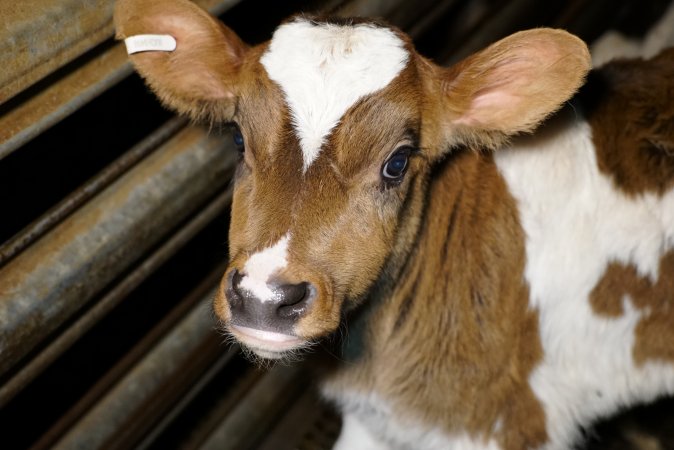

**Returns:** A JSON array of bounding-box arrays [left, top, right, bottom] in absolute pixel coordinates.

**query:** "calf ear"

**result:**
[[434, 29, 590, 148], [114, 0, 248, 122]]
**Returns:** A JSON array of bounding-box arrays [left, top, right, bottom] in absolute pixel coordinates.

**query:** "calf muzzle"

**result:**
[[226, 269, 314, 335]]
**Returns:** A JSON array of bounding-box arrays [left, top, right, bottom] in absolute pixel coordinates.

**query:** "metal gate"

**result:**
[[1, 0, 673, 448]]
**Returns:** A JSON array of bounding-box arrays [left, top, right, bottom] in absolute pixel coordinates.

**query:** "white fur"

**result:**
[[325, 389, 502, 450], [495, 119, 674, 449], [334, 414, 388, 450], [260, 19, 409, 170], [591, 0, 674, 66], [240, 234, 290, 302]]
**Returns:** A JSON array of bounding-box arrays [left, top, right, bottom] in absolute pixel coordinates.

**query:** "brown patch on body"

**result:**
[[590, 251, 674, 364], [584, 48, 674, 195], [323, 150, 548, 449]]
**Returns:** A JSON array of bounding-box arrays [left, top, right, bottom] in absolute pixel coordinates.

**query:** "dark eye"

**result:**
[[381, 147, 411, 182], [232, 127, 245, 152]]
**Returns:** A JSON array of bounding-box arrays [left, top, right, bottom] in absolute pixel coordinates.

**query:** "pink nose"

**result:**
[[225, 269, 315, 333]]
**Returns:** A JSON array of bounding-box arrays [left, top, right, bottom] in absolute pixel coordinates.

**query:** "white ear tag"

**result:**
[[124, 34, 177, 54]]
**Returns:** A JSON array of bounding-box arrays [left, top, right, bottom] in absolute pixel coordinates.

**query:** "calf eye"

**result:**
[[232, 127, 245, 152], [381, 147, 411, 182]]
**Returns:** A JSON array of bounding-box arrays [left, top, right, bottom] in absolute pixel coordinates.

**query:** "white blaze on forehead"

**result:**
[[260, 19, 409, 170], [240, 234, 290, 302]]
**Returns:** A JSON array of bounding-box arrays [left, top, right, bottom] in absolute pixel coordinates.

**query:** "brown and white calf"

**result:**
[[115, 1, 674, 448]]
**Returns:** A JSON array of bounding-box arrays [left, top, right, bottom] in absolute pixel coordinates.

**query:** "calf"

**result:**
[[115, 1, 674, 448]]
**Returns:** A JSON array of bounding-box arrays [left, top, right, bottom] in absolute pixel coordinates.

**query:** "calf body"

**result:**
[[114, 1, 674, 448]]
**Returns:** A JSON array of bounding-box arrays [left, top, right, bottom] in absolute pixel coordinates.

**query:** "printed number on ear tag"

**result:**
[[124, 34, 177, 54]]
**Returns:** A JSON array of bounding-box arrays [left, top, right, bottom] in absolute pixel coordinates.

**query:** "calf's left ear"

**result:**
[[114, 0, 248, 122], [432, 29, 591, 148]]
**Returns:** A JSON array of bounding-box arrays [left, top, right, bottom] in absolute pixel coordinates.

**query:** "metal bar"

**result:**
[[405, 0, 464, 40], [437, 0, 559, 64], [0, 45, 133, 160], [338, 0, 462, 36], [198, 364, 307, 450], [48, 292, 233, 449], [0, 182, 233, 407], [0, 126, 236, 379], [102, 340, 236, 450], [0, 0, 241, 160], [134, 347, 239, 450], [0, 0, 241, 105], [0, 116, 188, 268], [170, 359, 265, 449], [257, 387, 338, 450], [31, 264, 228, 450], [0, 0, 114, 103]]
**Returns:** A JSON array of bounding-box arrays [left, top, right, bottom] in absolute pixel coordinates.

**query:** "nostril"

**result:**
[[226, 268, 315, 322], [277, 282, 308, 306], [231, 269, 243, 293], [276, 282, 314, 319], [227, 269, 245, 310]]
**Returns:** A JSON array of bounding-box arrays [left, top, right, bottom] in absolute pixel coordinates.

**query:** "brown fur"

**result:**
[[590, 250, 674, 365], [114, 0, 248, 123], [115, 2, 592, 447], [584, 48, 674, 196], [432, 29, 591, 150], [322, 149, 547, 449]]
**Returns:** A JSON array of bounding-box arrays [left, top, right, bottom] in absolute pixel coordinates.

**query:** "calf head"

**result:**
[[115, 0, 590, 359]]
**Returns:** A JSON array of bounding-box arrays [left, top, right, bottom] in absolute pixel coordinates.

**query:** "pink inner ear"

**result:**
[[183, 70, 234, 100], [444, 28, 591, 135], [453, 91, 523, 128]]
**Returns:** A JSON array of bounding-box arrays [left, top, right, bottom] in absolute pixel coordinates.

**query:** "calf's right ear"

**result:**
[[114, 0, 248, 122], [430, 28, 591, 150]]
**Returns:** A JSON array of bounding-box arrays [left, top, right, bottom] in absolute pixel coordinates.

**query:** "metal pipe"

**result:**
[[198, 364, 306, 450], [0, 126, 237, 379], [0, 0, 114, 103], [0, 0, 241, 160], [134, 347, 238, 450], [0, 183, 233, 407], [50, 293, 235, 449], [0, 0, 241, 105], [0, 45, 132, 160], [32, 265, 228, 449], [0, 116, 188, 267], [437, 0, 566, 64]]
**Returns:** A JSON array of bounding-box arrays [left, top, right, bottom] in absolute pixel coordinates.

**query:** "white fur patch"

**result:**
[[260, 19, 409, 170], [591, 0, 674, 66], [324, 389, 502, 450], [240, 234, 290, 302], [495, 119, 674, 449], [333, 414, 388, 450]]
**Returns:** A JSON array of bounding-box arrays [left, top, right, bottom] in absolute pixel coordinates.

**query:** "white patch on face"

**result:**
[[495, 118, 674, 449], [260, 19, 409, 170], [240, 234, 290, 302]]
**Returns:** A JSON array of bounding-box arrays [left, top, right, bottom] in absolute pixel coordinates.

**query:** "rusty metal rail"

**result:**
[[0, 0, 241, 160], [0, 183, 234, 407], [49, 292, 233, 449], [0, 125, 236, 379], [0, 116, 188, 267]]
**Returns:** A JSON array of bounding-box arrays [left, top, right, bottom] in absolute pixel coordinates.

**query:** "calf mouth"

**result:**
[[227, 324, 309, 359]]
